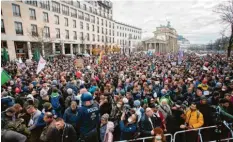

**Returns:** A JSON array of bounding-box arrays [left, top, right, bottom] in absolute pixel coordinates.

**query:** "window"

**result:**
[[105, 20, 107, 27], [76, 1, 80, 8], [73, 31, 77, 40], [78, 11, 84, 20], [80, 21, 83, 29], [87, 33, 89, 41], [54, 15, 59, 24], [102, 36, 104, 42], [92, 34, 95, 41], [71, 8, 77, 18], [62, 5, 69, 16], [97, 35, 99, 42], [106, 36, 108, 43], [52, 1, 60, 13], [43, 12, 49, 22], [44, 26, 50, 37], [117, 32, 119, 36], [102, 28, 104, 34], [39, 1, 50, 10], [73, 20, 76, 28], [64, 18, 68, 26], [25, 0, 37, 6], [101, 19, 103, 26], [92, 25, 94, 32], [109, 30, 111, 36], [12, 4, 21, 16], [80, 32, 83, 39], [86, 23, 89, 31], [97, 17, 99, 24], [113, 38, 114, 43], [56, 28, 60, 38], [89, 7, 92, 13], [91, 15, 95, 23], [31, 24, 38, 36], [106, 29, 107, 35], [85, 13, 90, 21], [109, 22, 111, 28], [97, 26, 99, 33], [65, 30, 69, 39], [109, 37, 111, 43], [29, 8, 36, 20], [113, 31, 114, 36], [1, 19, 5, 33], [83, 4, 86, 10], [14, 22, 23, 35]]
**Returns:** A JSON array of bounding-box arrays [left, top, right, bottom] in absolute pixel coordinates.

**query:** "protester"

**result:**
[[49, 118, 77, 142], [100, 113, 114, 142], [1, 52, 233, 142]]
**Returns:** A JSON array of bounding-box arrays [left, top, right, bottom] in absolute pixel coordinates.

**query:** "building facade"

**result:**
[[1, 0, 142, 60], [143, 22, 178, 53]]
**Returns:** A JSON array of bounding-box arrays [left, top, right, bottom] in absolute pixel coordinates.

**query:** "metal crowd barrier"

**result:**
[[115, 133, 173, 142], [115, 125, 233, 142], [173, 125, 216, 142]]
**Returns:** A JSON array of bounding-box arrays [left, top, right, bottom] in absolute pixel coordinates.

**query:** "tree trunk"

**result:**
[[228, 23, 233, 57]]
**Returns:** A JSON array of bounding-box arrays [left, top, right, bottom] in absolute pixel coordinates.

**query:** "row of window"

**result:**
[[12, 3, 140, 34], [117, 32, 140, 39], [117, 25, 141, 34], [1, 19, 115, 43]]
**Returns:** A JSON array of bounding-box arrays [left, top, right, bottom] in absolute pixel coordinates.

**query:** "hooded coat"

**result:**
[[103, 121, 114, 142]]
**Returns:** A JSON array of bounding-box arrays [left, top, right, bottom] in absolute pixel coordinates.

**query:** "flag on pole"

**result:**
[[178, 49, 183, 64], [36, 55, 46, 74], [1, 68, 11, 85]]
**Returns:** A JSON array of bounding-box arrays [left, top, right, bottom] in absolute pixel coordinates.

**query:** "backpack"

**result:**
[[51, 93, 61, 110]]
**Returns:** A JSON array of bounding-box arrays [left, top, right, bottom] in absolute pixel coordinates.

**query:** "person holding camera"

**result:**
[[119, 111, 137, 140]]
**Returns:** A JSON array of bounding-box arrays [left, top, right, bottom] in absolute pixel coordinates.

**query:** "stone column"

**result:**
[[27, 42, 32, 59], [84, 44, 87, 54], [90, 45, 92, 55], [70, 43, 73, 55], [7, 40, 16, 61], [52, 42, 55, 55], [61, 43, 65, 54], [42, 43, 45, 57], [78, 44, 81, 53]]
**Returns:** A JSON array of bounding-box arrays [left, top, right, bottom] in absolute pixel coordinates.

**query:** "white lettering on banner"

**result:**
[[87, 107, 98, 113]]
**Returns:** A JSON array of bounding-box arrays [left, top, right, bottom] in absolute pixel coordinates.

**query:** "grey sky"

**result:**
[[112, 0, 231, 44]]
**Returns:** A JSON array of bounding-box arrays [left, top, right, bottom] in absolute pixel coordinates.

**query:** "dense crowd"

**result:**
[[1, 52, 233, 142]]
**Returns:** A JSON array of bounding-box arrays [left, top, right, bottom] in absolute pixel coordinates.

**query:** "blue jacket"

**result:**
[[35, 113, 46, 128], [119, 121, 137, 140], [63, 107, 79, 128], [77, 103, 100, 135]]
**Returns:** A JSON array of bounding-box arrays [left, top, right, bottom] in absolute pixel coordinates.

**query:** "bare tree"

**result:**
[[214, 0, 233, 57], [79, 34, 87, 53], [28, 25, 55, 57]]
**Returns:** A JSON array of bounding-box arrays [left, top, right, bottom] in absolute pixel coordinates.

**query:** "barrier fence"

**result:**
[[115, 125, 233, 142]]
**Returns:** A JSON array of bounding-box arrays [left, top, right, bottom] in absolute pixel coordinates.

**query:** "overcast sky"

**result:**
[[112, 0, 231, 44]]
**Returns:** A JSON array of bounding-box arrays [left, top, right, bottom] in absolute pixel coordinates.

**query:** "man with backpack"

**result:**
[[180, 102, 204, 142]]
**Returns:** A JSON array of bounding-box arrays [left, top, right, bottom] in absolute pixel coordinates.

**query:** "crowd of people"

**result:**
[[1, 52, 233, 142]]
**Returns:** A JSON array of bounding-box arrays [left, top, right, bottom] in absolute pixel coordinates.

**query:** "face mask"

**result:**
[[155, 135, 162, 140], [128, 118, 132, 123]]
